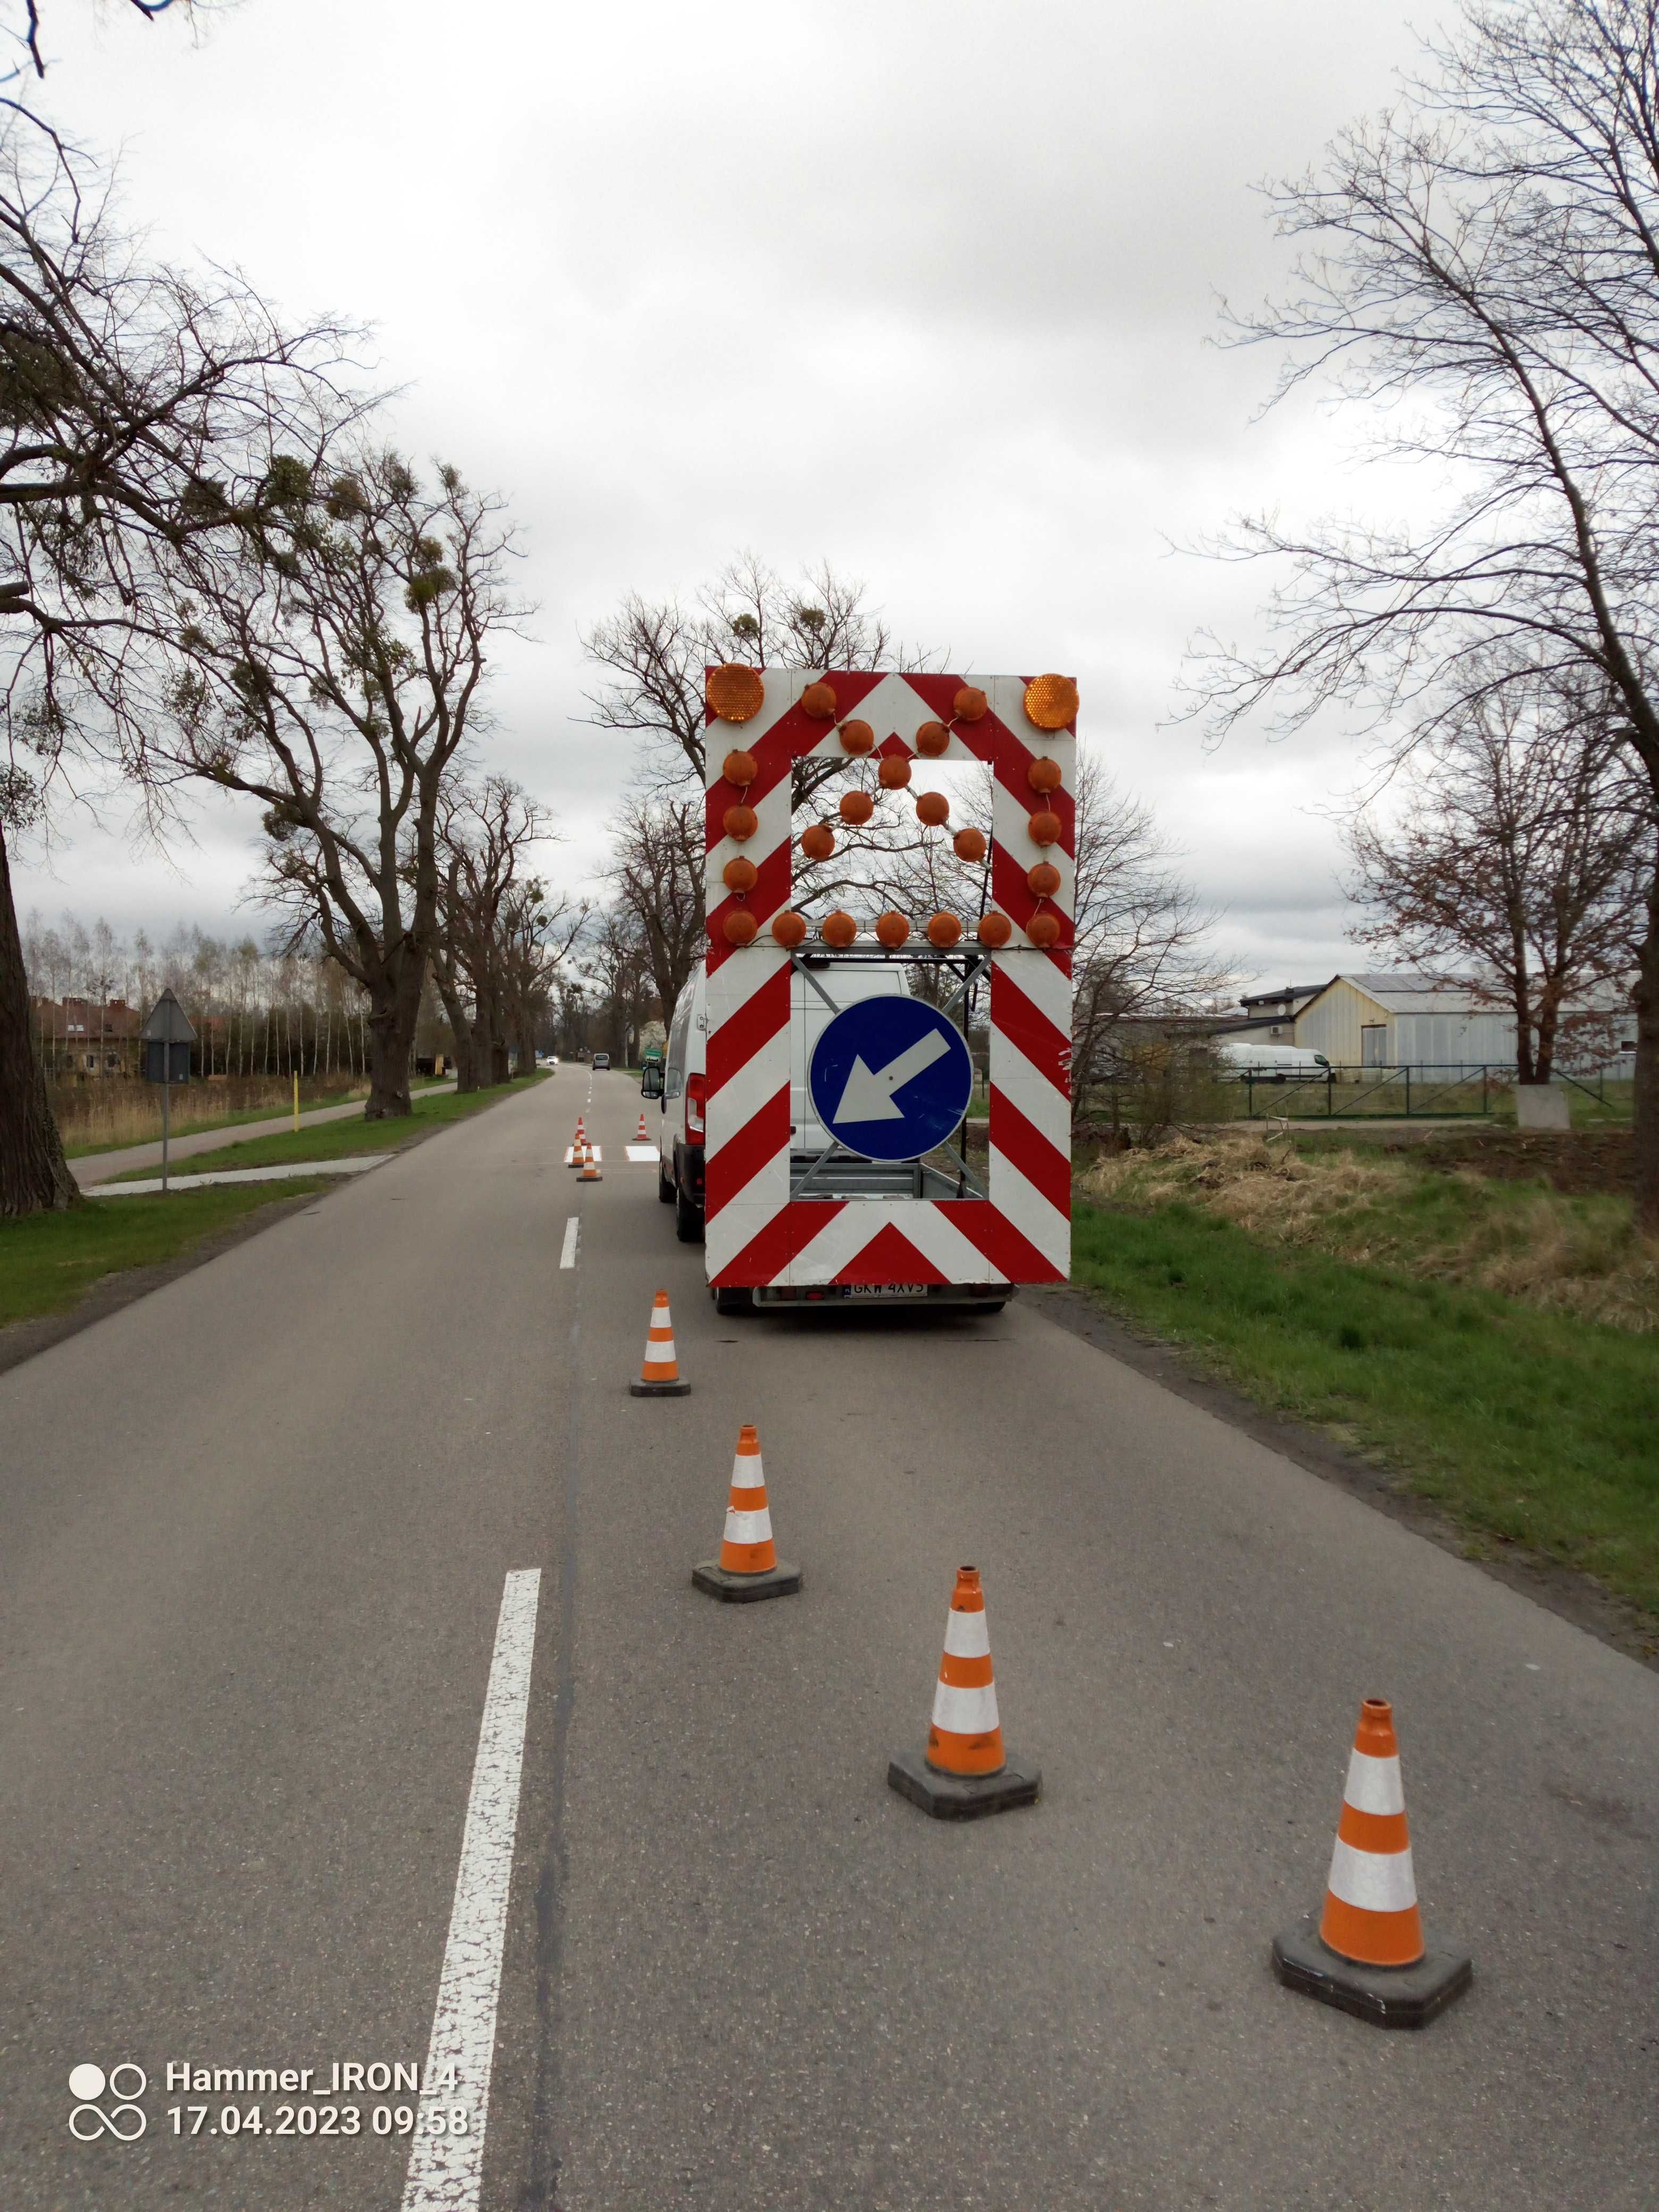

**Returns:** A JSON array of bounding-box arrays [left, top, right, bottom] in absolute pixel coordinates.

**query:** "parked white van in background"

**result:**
[[1214, 1038, 1330, 1082]]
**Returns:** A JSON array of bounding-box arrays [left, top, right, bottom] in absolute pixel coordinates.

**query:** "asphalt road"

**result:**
[[2, 1069, 1654, 2210]]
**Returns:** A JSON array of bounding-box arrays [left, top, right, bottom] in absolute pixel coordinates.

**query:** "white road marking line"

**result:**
[[400, 1569, 540, 2212], [560, 1216, 580, 1269]]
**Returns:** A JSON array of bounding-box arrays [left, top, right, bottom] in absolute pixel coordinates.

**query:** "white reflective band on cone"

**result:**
[[1326, 1838, 1418, 1914], [1343, 1748, 1406, 1816], [942, 1611, 992, 1660], [731, 1458, 762, 1483], [930, 1681, 1000, 1735], [723, 1507, 774, 1545], [643, 1349, 676, 1368]]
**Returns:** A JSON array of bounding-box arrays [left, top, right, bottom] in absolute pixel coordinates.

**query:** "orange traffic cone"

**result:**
[[579, 1144, 602, 1182], [887, 1567, 1039, 1819], [567, 1120, 586, 1167], [635, 1112, 649, 1142], [1273, 1698, 1471, 2028], [628, 1289, 690, 1398], [692, 1423, 801, 1602]]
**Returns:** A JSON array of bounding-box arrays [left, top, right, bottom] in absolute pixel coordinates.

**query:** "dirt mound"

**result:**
[[1411, 1129, 1632, 1199]]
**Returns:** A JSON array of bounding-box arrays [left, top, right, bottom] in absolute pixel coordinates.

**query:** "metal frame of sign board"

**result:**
[[702, 669, 1074, 1291]]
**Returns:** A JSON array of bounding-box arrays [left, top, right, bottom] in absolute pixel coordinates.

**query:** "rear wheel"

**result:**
[[674, 1182, 703, 1243], [658, 1159, 674, 1203]]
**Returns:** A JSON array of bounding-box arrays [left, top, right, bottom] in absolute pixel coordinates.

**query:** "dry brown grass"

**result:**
[[55, 1075, 368, 1155], [1082, 1130, 1659, 1334]]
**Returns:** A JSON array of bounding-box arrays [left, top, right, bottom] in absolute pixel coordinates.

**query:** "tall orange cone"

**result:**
[[635, 1112, 649, 1142], [1273, 1698, 1471, 2028], [567, 1119, 586, 1167], [887, 1567, 1039, 1819], [628, 1289, 690, 1397], [579, 1144, 602, 1182], [692, 1423, 800, 1601]]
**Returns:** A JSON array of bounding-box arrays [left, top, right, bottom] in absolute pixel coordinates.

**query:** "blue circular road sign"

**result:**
[[808, 998, 974, 1163]]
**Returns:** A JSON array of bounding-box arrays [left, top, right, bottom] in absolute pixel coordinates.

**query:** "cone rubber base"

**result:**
[[629, 1376, 691, 1397], [1272, 1915, 1472, 2030], [886, 1748, 1041, 1821], [692, 1557, 801, 1603]]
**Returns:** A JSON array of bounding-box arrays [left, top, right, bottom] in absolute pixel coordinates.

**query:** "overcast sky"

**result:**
[[12, 0, 1437, 996]]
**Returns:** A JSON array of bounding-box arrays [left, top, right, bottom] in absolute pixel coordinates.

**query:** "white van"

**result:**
[[648, 954, 1007, 1314], [1214, 1038, 1330, 1082], [652, 954, 907, 1239]]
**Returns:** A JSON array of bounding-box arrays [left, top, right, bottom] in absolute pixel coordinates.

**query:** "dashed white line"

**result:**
[[400, 1569, 540, 2212], [560, 1216, 580, 1269]]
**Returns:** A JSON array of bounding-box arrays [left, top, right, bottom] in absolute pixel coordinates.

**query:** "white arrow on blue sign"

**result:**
[[808, 998, 975, 1163]]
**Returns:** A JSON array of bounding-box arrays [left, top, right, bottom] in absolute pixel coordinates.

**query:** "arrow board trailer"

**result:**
[[691, 667, 1076, 1312]]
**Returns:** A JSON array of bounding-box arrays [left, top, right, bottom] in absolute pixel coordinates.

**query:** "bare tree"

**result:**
[[1187, 0, 1659, 1226], [433, 776, 579, 1090], [6, 3, 217, 82], [582, 554, 940, 805], [162, 449, 522, 1118], [609, 792, 703, 1019], [0, 112, 363, 1213], [1345, 657, 1649, 1079]]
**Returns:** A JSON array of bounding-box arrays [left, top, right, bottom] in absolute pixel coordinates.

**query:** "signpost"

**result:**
[[808, 999, 975, 1164], [139, 988, 197, 1193]]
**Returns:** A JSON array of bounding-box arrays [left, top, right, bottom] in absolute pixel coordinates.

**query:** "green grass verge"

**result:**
[[1070, 1195, 1659, 1619], [106, 1075, 545, 1181], [0, 1180, 329, 1330]]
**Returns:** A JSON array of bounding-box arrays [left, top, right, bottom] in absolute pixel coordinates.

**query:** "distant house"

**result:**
[[31, 995, 143, 1076]]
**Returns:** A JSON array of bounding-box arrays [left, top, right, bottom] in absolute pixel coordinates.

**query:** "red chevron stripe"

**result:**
[[992, 965, 1073, 1096], [707, 961, 791, 1096], [987, 1084, 1073, 1215], [705, 841, 794, 956], [990, 843, 1074, 945], [711, 1197, 847, 1287], [832, 1221, 951, 1286], [934, 1200, 1067, 1284], [705, 1083, 791, 1217]]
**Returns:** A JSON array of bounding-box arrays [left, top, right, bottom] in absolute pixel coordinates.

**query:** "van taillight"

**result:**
[[686, 1073, 707, 1142]]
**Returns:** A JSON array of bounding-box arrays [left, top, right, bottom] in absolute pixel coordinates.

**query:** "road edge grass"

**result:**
[[102, 1073, 548, 1181], [1068, 1191, 1659, 1631], [2, 1073, 553, 1365], [0, 1178, 332, 1373]]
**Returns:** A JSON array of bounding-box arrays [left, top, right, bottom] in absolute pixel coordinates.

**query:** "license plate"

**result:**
[[844, 1283, 928, 1298]]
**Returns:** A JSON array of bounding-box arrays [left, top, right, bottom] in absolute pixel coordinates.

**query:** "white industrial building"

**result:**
[[1230, 973, 1634, 1077]]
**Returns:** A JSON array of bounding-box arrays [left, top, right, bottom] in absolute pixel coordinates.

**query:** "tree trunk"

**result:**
[[431, 967, 478, 1093], [1633, 859, 1659, 1237], [363, 950, 426, 1120], [515, 1013, 537, 1078], [0, 822, 80, 1217]]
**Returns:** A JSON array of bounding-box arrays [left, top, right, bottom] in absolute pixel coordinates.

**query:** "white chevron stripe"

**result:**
[[985, 1146, 1070, 1270], [995, 945, 1074, 1036]]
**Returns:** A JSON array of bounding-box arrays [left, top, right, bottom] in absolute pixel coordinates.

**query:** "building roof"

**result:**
[[1315, 973, 1496, 1016], [1239, 982, 1328, 1008]]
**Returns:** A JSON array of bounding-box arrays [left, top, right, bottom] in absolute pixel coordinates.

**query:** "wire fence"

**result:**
[[1233, 1063, 1633, 1122]]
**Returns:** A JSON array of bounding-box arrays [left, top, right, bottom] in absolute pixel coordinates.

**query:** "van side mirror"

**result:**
[[641, 1063, 664, 1099]]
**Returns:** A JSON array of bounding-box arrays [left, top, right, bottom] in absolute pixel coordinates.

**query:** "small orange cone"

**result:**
[[888, 1567, 1039, 1819], [579, 1144, 602, 1182], [635, 1112, 649, 1142], [1273, 1698, 1471, 2028], [693, 1423, 800, 1601], [628, 1289, 690, 1397]]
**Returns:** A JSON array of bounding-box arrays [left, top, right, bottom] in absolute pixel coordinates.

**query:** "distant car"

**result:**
[[1215, 1039, 1330, 1082], [591, 1052, 610, 1070]]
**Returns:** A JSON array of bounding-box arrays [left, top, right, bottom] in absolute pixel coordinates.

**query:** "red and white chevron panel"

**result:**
[[704, 671, 1074, 1291]]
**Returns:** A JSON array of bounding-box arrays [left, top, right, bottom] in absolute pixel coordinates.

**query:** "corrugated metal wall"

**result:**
[[1294, 983, 1519, 1073], [1293, 981, 1381, 1064]]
